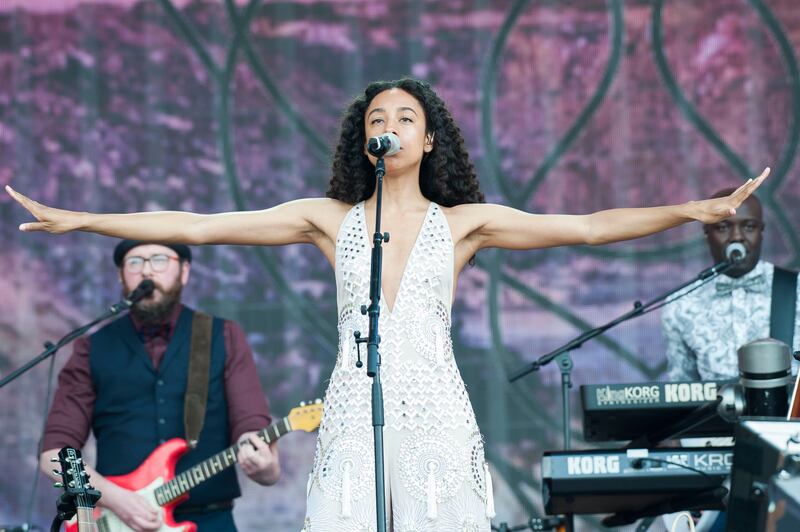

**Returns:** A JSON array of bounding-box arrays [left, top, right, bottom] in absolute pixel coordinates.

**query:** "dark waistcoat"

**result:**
[[90, 306, 240, 506]]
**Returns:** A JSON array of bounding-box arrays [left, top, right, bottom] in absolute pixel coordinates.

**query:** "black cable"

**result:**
[[632, 457, 714, 480]]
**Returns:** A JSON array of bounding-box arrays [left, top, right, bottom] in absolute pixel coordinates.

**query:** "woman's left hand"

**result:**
[[690, 167, 770, 224]]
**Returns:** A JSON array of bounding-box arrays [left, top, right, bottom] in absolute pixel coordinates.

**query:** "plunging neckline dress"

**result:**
[[302, 201, 494, 532]]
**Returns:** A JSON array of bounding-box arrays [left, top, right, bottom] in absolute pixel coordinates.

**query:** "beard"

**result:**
[[125, 278, 184, 325]]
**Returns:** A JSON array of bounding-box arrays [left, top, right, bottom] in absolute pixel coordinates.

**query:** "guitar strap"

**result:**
[[770, 266, 798, 349], [184, 311, 213, 449]]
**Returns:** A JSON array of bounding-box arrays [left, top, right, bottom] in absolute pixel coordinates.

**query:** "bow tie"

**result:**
[[715, 274, 767, 296], [138, 322, 172, 341]]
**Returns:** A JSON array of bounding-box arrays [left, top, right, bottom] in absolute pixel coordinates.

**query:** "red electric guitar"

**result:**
[[66, 400, 323, 532]]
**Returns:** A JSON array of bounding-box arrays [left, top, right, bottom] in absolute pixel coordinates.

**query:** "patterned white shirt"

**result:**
[[662, 260, 800, 381]]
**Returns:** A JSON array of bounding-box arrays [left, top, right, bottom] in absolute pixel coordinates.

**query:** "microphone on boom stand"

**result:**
[[725, 242, 746, 265], [108, 279, 155, 313], [0, 279, 156, 390]]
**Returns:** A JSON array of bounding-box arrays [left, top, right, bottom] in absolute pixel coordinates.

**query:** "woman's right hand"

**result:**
[[5, 185, 84, 234]]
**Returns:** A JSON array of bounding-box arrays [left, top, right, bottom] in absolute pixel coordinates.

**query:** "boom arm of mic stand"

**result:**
[[0, 303, 127, 389], [508, 260, 732, 383], [508, 307, 639, 383]]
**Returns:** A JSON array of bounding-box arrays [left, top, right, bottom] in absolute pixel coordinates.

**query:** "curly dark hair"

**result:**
[[327, 78, 485, 207]]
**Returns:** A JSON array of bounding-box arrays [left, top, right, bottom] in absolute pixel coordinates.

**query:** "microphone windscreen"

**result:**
[[127, 279, 155, 303], [367, 133, 401, 157], [725, 242, 746, 263]]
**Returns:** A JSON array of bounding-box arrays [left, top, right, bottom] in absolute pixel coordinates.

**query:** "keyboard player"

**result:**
[[661, 189, 799, 384], [660, 190, 799, 531]]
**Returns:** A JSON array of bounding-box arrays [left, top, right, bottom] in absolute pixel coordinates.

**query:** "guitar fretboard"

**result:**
[[75, 496, 99, 532], [154, 416, 291, 505]]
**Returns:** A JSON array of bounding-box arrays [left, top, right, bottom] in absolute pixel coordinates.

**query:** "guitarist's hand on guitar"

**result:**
[[102, 482, 162, 532], [236, 431, 281, 486]]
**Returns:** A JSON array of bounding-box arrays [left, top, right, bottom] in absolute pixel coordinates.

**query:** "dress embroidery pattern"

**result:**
[[318, 435, 374, 505], [399, 432, 466, 504], [468, 432, 488, 502], [304, 202, 493, 530], [409, 295, 453, 366]]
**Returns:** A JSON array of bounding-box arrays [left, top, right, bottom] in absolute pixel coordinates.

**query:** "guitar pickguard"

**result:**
[[69, 477, 192, 532]]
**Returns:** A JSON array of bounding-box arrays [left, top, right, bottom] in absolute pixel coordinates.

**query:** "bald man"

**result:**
[[662, 190, 800, 382]]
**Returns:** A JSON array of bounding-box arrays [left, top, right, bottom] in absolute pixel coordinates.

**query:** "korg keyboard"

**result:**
[[542, 446, 733, 515], [581, 380, 734, 442]]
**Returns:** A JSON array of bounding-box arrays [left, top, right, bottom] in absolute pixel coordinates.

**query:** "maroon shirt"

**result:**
[[42, 304, 271, 452]]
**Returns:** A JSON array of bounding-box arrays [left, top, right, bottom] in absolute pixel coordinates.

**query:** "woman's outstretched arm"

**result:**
[[452, 167, 769, 256], [6, 185, 344, 248]]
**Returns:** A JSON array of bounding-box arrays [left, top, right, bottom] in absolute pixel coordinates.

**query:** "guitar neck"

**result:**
[[75, 505, 99, 532], [155, 415, 291, 505]]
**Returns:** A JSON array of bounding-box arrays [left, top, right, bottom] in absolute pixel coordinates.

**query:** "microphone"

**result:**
[[726, 242, 746, 264], [109, 279, 155, 314], [367, 133, 401, 157], [698, 242, 747, 280], [738, 338, 792, 417], [126, 279, 156, 305]]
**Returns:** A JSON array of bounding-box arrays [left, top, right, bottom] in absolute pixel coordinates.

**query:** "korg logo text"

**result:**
[[664, 382, 717, 403], [567, 455, 621, 475], [596, 385, 660, 406]]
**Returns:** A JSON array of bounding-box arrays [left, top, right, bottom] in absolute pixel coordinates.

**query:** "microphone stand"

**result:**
[[508, 260, 734, 531], [354, 156, 389, 532], [0, 293, 144, 389]]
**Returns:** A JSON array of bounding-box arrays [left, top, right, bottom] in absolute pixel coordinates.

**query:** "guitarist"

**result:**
[[39, 239, 280, 531]]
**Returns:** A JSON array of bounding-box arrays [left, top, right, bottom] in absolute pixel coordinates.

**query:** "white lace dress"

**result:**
[[302, 201, 494, 532]]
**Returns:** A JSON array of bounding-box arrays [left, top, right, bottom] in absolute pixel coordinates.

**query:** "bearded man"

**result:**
[[38, 240, 279, 531]]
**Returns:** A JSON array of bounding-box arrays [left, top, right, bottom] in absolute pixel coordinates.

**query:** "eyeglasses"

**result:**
[[123, 254, 180, 274]]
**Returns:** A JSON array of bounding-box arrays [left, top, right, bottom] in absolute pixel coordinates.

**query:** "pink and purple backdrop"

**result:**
[[1, 0, 799, 529]]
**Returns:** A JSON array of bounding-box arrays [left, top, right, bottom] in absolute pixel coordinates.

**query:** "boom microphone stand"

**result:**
[[353, 133, 399, 532], [0, 279, 155, 389], [0, 279, 154, 532]]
